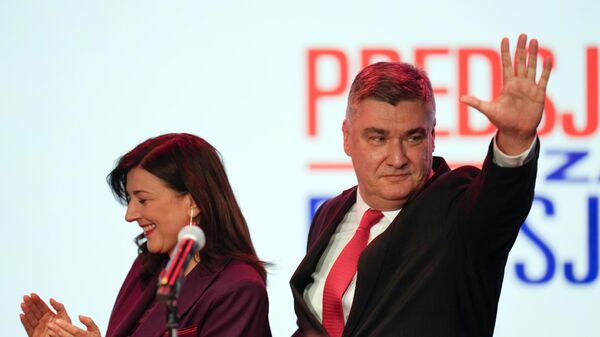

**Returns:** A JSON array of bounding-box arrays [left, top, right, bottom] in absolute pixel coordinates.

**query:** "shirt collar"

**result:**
[[356, 188, 401, 223]]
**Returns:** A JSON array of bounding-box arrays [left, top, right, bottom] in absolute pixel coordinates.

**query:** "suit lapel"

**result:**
[[344, 157, 450, 336], [290, 188, 357, 332], [292, 188, 357, 289]]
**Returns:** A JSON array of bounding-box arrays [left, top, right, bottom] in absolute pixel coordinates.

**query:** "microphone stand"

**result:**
[[159, 272, 183, 337], [165, 296, 180, 337]]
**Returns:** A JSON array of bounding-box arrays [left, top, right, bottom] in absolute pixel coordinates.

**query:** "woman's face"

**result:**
[[124, 166, 195, 254]]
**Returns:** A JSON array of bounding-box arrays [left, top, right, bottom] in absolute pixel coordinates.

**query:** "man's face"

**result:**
[[343, 98, 435, 211]]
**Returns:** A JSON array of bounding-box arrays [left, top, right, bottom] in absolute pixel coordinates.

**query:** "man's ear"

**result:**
[[431, 117, 436, 153], [342, 120, 351, 156]]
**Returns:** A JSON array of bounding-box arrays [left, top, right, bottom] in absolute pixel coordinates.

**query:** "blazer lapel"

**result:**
[[131, 260, 227, 337], [106, 257, 167, 337]]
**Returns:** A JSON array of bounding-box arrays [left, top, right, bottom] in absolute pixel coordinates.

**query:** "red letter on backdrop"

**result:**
[[562, 47, 599, 137], [361, 49, 400, 69], [458, 48, 501, 136], [415, 48, 449, 95], [415, 48, 450, 136], [307, 49, 348, 137]]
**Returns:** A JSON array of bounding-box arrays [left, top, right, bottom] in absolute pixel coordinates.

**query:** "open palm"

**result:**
[[461, 34, 552, 154]]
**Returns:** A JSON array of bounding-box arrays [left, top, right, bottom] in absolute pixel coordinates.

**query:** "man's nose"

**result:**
[[386, 141, 408, 168]]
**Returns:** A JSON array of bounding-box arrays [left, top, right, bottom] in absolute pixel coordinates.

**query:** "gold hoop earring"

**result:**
[[188, 206, 194, 226]]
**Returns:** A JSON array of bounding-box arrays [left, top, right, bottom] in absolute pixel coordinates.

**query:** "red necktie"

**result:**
[[322, 209, 384, 337]]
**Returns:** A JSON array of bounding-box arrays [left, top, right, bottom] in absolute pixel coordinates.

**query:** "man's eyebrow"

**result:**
[[362, 127, 428, 136], [404, 127, 427, 135], [363, 127, 388, 135]]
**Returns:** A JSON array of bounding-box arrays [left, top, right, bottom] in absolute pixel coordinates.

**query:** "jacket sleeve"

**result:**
[[457, 139, 540, 264]]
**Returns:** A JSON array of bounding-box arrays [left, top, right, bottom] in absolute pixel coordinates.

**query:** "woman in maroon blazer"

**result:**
[[19, 133, 272, 337]]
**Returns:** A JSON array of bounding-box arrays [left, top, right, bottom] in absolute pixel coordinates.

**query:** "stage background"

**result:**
[[1, 1, 598, 336]]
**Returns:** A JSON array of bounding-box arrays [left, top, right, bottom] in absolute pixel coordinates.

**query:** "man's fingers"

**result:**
[[460, 95, 495, 121], [501, 37, 513, 82], [526, 39, 539, 80], [461, 95, 484, 112], [515, 33, 528, 76], [538, 57, 552, 90]]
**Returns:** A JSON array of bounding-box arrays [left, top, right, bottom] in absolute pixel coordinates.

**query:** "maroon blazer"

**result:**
[[106, 256, 271, 337], [290, 143, 539, 337]]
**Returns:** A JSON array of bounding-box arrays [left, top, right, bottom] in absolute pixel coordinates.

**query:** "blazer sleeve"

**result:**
[[456, 139, 540, 264]]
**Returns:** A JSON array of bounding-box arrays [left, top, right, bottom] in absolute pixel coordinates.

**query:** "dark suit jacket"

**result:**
[[290, 144, 538, 337], [106, 256, 271, 337]]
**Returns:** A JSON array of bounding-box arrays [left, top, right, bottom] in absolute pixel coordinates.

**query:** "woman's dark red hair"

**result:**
[[107, 133, 266, 281]]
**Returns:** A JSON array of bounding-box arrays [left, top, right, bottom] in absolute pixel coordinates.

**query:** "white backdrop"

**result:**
[[1, 1, 598, 336]]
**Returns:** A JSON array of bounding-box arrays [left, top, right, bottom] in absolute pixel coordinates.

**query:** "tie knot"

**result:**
[[359, 209, 383, 230]]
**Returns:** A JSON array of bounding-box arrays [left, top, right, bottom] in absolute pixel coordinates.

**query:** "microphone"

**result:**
[[157, 225, 206, 301]]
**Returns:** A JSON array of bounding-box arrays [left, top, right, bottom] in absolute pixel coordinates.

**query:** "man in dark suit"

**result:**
[[290, 34, 552, 337]]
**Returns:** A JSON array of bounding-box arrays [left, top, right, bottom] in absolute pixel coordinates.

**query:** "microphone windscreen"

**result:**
[[177, 226, 206, 250]]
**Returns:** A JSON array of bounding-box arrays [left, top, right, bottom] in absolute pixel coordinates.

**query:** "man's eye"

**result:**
[[369, 136, 385, 143], [405, 135, 424, 143], [138, 199, 147, 205]]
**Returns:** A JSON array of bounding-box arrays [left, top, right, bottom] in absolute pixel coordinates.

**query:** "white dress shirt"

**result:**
[[303, 136, 537, 323]]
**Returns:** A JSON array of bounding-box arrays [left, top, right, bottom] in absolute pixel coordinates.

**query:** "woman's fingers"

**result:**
[[50, 298, 72, 323], [79, 315, 101, 335], [19, 313, 35, 336]]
